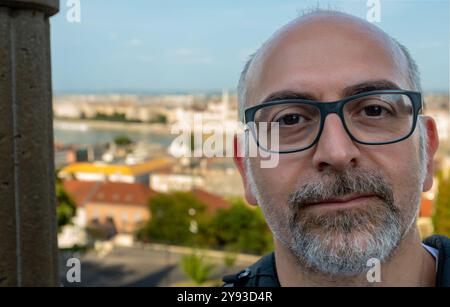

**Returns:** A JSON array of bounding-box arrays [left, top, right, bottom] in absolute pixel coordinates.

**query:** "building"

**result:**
[[53, 94, 192, 123], [54, 145, 77, 169], [84, 181, 157, 234], [170, 90, 240, 159], [58, 180, 99, 248], [150, 172, 205, 192], [60, 180, 158, 248], [59, 158, 172, 184]]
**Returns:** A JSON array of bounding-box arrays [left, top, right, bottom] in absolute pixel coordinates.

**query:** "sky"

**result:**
[[51, 0, 450, 94]]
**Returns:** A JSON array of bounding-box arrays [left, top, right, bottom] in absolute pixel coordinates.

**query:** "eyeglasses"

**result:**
[[244, 90, 423, 154]]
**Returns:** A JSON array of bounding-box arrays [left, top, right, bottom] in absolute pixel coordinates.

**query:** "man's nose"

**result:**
[[312, 114, 360, 172]]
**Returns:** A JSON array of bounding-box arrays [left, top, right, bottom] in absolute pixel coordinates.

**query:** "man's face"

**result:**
[[244, 16, 427, 276]]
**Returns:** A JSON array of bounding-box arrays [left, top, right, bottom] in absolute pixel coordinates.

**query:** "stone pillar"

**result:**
[[0, 0, 59, 286]]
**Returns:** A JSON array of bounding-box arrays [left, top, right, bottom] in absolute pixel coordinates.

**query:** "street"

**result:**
[[60, 246, 257, 287]]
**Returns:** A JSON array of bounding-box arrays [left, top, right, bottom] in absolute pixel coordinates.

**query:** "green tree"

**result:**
[[148, 113, 167, 124], [433, 173, 450, 236], [55, 177, 77, 233], [114, 135, 133, 147], [137, 192, 207, 246], [94, 112, 130, 122], [210, 199, 273, 255]]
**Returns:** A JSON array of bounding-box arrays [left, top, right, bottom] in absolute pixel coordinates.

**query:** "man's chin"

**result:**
[[288, 211, 402, 277], [289, 233, 394, 278], [295, 200, 392, 231]]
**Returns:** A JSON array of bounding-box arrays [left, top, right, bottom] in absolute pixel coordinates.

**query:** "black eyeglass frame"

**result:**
[[244, 90, 423, 154]]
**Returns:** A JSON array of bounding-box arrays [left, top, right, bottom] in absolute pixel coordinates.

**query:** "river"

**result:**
[[53, 120, 176, 147]]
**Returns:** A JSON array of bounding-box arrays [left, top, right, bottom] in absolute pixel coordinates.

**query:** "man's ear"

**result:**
[[233, 134, 258, 205], [421, 116, 439, 192]]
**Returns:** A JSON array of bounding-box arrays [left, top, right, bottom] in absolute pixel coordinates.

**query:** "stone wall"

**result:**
[[0, 0, 59, 286]]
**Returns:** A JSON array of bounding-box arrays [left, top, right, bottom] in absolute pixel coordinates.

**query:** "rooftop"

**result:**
[[60, 158, 172, 177], [63, 180, 158, 207]]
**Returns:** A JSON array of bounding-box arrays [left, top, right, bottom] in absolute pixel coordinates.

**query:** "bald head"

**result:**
[[238, 10, 421, 121]]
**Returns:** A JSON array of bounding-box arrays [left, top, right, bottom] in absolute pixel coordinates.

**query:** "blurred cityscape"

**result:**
[[54, 90, 450, 286], [54, 90, 267, 286]]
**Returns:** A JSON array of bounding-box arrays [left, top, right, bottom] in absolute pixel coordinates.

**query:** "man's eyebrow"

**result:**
[[342, 79, 402, 97], [261, 90, 317, 103], [260, 80, 402, 104]]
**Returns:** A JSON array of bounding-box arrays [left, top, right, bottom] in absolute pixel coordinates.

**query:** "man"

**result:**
[[225, 9, 449, 287]]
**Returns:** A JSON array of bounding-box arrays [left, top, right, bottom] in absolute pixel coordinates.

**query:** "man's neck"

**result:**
[[275, 228, 436, 286]]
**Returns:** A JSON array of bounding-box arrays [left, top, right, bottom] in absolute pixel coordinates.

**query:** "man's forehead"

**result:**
[[246, 12, 409, 105]]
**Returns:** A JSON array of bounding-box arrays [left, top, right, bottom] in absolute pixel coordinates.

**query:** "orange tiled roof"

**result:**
[[63, 180, 157, 207], [89, 181, 157, 207], [63, 180, 98, 207]]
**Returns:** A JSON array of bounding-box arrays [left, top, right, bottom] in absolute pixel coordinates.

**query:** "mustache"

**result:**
[[287, 168, 395, 208]]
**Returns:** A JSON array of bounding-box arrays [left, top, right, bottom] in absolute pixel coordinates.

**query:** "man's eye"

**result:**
[[361, 105, 389, 117], [276, 113, 303, 125]]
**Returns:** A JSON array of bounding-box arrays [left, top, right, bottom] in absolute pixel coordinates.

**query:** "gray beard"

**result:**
[[251, 167, 408, 277], [290, 204, 402, 277], [287, 169, 403, 277]]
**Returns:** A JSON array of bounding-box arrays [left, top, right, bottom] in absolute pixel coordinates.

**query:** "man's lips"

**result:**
[[305, 193, 377, 209]]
